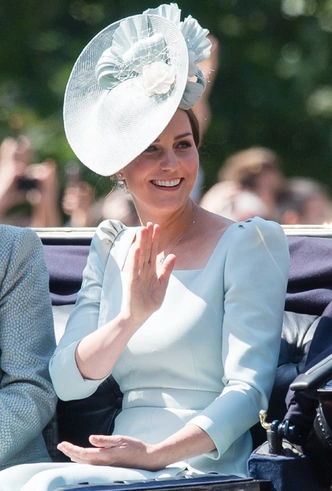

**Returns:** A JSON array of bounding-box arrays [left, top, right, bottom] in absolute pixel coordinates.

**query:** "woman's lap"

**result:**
[[0, 461, 187, 491]]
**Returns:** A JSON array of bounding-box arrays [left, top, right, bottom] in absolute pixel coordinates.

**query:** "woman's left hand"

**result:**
[[58, 435, 160, 470]]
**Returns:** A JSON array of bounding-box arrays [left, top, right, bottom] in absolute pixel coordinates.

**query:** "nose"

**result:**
[[159, 149, 178, 170]]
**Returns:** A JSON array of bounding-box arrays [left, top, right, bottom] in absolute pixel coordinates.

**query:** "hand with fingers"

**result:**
[[72, 222, 176, 383], [125, 222, 176, 326], [57, 423, 214, 470], [58, 435, 158, 470]]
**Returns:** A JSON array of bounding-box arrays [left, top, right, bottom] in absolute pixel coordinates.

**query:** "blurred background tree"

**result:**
[[1, 0, 332, 192]]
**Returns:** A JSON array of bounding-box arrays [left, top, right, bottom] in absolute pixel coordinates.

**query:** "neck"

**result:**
[[137, 200, 197, 253]]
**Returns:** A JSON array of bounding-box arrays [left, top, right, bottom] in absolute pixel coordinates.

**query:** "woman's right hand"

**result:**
[[74, 222, 175, 381], [125, 222, 176, 326]]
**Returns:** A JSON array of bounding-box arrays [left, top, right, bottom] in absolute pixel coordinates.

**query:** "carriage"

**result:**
[[36, 224, 332, 491]]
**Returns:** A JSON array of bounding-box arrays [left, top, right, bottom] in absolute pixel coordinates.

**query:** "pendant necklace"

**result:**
[[159, 205, 200, 264]]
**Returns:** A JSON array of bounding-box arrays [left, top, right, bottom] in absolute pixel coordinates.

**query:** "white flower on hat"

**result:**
[[144, 4, 212, 107], [142, 61, 176, 95], [96, 5, 211, 103]]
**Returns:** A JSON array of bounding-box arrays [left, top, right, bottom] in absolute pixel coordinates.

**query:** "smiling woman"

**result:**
[[0, 4, 290, 491], [116, 110, 200, 243]]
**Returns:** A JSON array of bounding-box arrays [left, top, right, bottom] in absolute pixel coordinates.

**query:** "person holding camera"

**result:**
[[0, 136, 62, 227]]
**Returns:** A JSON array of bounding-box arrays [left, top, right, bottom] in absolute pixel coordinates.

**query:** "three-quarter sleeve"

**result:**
[[188, 217, 290, 459], [49, 220, 125, 401]]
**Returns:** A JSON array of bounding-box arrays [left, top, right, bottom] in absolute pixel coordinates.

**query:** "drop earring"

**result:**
[[117, 173, 125, 189]]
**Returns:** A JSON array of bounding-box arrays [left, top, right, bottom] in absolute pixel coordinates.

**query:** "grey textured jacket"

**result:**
[[0, 225, 57, 470]]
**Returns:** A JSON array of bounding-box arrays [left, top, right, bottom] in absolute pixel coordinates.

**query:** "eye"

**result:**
[[177, 140, 192, 149], [144, 144, 158, 153]]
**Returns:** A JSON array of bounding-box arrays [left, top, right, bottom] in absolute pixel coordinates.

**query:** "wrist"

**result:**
[[117, 310, 149, 331], [115, 312, 144, 335], [146, 443, 170, 471], [0, 194, 13, 213]]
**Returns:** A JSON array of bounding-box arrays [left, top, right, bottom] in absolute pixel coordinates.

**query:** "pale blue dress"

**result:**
[[0, 217, 290, 491]]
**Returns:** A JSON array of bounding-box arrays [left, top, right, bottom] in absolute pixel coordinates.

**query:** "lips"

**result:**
[[152, 178, 181, 187]]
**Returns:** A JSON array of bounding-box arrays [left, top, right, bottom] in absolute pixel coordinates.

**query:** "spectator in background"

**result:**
[[62, 179, 97, 227], [62, 173, 140, 227], [200, 181, 270, 221], [277, 177, 332, 225], [0, 136, 62, 227], [200, 146, 285, 221], [101, 189, 140, 226]]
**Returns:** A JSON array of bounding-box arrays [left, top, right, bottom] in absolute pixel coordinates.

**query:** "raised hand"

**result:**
[[125, 222, 176, 326], [28, 160, 62, 227], [73, 222, 176, 381], [0, 136, 31, 215], [62, 180, 94, 227]]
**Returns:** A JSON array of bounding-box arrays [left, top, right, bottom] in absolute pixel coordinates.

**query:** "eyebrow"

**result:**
[[153, 132, 193, 143]]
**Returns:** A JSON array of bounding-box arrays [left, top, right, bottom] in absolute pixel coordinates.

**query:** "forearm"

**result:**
[[148, 424, 215, 470], [53, 222, 174, 394], [75, 311, 142, 380], [31, 201, 62, 227], [60, 423, 216, 470], [0, 191, 16, 216]]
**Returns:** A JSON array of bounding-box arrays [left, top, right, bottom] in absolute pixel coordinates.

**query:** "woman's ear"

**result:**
[[116, 170, 126, 180]]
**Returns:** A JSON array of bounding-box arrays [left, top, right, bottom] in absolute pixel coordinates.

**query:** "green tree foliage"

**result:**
[[1, 0, 332, 191]]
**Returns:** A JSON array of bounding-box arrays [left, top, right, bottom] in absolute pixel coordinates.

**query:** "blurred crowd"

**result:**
[[0, 135, 141, 228], [1, 134, 331, 229], [200, 146, 332, 225], [1, 34, 331, 229]]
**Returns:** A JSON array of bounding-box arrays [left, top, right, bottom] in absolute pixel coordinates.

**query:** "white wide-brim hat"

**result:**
[[64, 5, 211, 176]]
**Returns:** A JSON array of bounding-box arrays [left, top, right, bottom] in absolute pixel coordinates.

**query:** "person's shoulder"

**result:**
[[220, 217, 287, 253], [223, 217, 289, 277], [89, 219, 132, 260], [86, 219, 137, 270], [0, 224, 38, 240], [231, 216, 284, 237], [226, 217, 289, 257], [231, 216, 285, 235], [199, 211, 285, 243], [94, 219, 128, 244], [0, 225, 41, 253], [0, 227, 44, 282]]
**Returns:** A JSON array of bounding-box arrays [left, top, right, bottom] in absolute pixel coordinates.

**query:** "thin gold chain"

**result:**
[[159, 204, 199, 264]]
